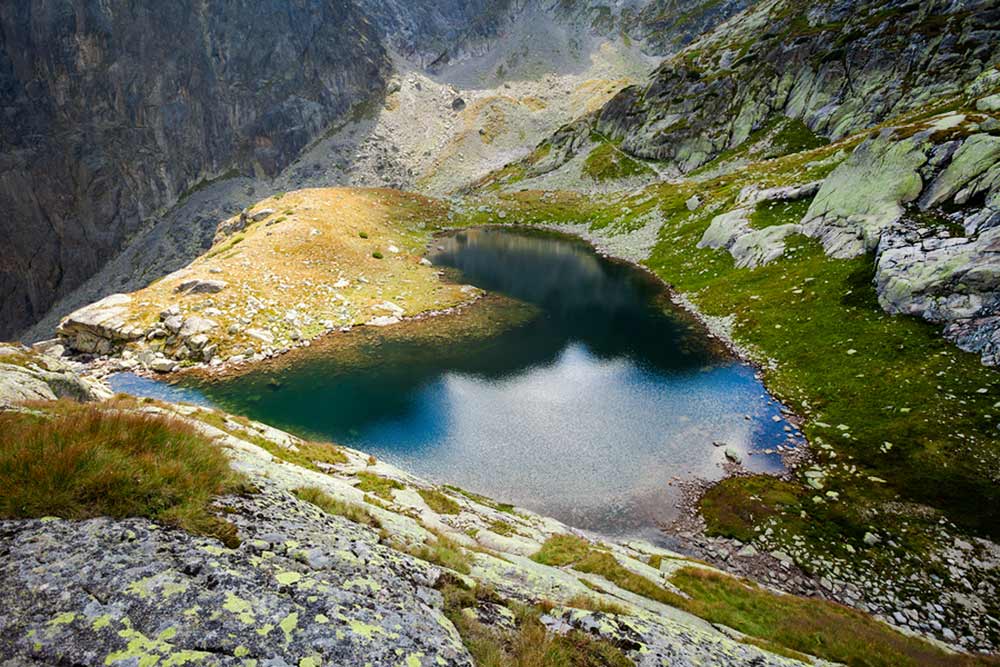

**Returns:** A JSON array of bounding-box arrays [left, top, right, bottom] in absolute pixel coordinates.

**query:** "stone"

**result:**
[[174, 278, 228, 294], [685, 195, 701, 211], [451, 97, 466, 111], [149, 356, 178, 373], [976, 94, 1000, 112], [178, 316, 218, 338], [863, 532, 881, 546], [249, 208, 276, 222], [724, 447, 742, 463]]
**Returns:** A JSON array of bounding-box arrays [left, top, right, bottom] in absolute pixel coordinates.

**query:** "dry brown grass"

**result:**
[[0, 401, 246, 546], [118, 187, 471, 358]]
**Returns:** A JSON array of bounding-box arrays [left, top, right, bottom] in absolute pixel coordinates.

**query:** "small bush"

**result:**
[[418, 488, 461, 515], [293, 486, 380, 528], [372, 251, 384, 259], [0, 402, 244, 546], [358, 231, 369, 239]]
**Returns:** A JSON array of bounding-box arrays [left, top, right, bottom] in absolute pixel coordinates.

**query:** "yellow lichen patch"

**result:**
[[118, 188, 472, 360]]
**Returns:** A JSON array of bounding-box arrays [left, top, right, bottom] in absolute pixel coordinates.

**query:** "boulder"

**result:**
[[801, 130, 929, 258], [174, 279, 228, 294], [57, 294, 144, 354], [178, 316, 218, 339]]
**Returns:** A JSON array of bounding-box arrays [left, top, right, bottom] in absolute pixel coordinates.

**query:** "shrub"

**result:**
[[372, 250, 384, 259]]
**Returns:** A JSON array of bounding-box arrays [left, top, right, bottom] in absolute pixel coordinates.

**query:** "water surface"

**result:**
[[118, 227, 801, 543]]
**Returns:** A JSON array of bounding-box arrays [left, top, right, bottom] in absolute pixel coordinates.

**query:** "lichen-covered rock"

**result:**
[[699, 181, 819, 268], [0, 345, 110, 407], [801, 129, 930, 258]]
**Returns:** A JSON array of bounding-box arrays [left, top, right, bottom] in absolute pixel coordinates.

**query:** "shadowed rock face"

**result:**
[[0, 0, 389, 339]]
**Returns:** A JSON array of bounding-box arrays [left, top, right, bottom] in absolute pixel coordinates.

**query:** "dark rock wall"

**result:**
[[0, 0, 389, 339]]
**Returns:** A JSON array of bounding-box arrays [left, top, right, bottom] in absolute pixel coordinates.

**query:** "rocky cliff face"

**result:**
[[0, 0, 389, 340], [594, 0, 999, 171], [1, 0, 764, 342]]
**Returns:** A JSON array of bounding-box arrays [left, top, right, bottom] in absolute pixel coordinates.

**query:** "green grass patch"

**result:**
[[293, 486, 380, 528], [749, 197, 814, 229], [0, 401, 246, 547], [356, 471, 404, 500], [700, 475, 804, 542], [583, 141, 654, 182], [531, 534, 592, 566], [672, 567, 992, 666], [418, 488, 461, 515]]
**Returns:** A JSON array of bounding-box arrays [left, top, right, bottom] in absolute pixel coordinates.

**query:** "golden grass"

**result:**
[[117, 188, 471, 359], [0, 401, 246, 546]]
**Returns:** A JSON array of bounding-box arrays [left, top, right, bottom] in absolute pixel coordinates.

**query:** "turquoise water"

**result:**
[[112, 227, 801, 542]]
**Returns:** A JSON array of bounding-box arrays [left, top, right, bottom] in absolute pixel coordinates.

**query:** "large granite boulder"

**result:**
[[56, 294, 145, 355]]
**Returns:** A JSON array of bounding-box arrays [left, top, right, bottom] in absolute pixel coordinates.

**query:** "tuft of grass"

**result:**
[[564, 594, 630, 616], [672, 567, 991, 667], [440, 583, 634, 667], [531, 534, 592, 566], [444, 485, 517, 514], [489, 519, 517, 537], [356, 471, 403, 500], [398, 532, 473, 574], [292, 486, 380, 528], [418, 488, 462, 515], [0, 401, 245, 547], [371, 250, 384, 259], [358, 230, 369, 239]]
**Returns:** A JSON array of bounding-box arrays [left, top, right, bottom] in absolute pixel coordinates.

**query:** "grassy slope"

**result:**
[[118, 187, 472, 359], [531, 535, 996, 666], [0, 400, 247, 546]]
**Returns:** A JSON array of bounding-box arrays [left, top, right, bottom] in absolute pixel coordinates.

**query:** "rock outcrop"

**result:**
[[0, 344, 110, 407], [593, 0, 999, 172], [0, 0, 390, 340]]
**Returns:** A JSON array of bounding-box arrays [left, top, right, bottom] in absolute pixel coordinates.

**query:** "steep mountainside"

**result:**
[[7, 0, 755, 343], [0, 0, 388, 340], [594, 0, 999, 170]]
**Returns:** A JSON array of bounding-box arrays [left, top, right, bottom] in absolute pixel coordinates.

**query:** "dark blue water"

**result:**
[[113, 227, 800, 541]]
